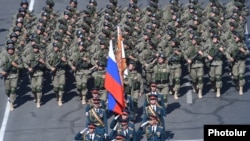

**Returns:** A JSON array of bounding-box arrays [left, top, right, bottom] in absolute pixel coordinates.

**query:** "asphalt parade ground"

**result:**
[[0, 0, 250, 141]]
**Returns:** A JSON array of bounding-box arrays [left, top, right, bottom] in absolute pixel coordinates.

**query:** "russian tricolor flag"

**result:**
[[105, 40, 125, 115]]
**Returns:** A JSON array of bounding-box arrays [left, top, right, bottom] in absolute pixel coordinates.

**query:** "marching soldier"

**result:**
[[91, 61, 107, 102], [225, 32, 250, 95], [165, 39, 183, 100], [205, 34, 225, 97], [46, 42, 67, 106], [137, 115, 165, 141], [152, 53, 170, 105], [86, 98, 108, 140], [184, 36, 206, 98], [124, 60, 143, 121], [0, 45, 23, 111], [68, 41, 92, 104], [24, 44, 46, 108], [74, 123, 103, 141]]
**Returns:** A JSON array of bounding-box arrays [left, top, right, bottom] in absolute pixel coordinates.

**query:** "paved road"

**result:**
[[0, 0, 250, 141]]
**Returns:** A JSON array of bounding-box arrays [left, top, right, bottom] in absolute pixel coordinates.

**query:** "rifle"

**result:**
[[50, 59, 62, 75], [27, 61, 41, 75], [186, 46, 209, 66], [0, 62, 12, 79], [207, 46, 226, 66]]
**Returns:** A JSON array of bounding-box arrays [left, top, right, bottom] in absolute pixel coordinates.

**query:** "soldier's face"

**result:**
[[212, 38, 217, 43], [150, 99, 156, 104], [158, 57, 164, 63], [7, 49, 14, 54], [121, 123, 128, 129], [33, 48, 39, 52], [128, 64, 134, 70], [151, 86, 156, 91], [88, 128, 94, 133], [92, 93, 98, 98]]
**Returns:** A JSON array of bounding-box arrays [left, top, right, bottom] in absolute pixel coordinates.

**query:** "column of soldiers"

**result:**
[[0, 0, 249, 141]]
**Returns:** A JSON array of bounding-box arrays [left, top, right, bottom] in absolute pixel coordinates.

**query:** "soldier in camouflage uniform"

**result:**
[[152, 54, 170, 106], [46, 42, 67, 106], [165, 39, 183, 100], [91, 61, 107, 102], [0, 45, 23, 111], [225, 32, 250, 95], [184, 36, 206, 99], [24, 44, 46, 108], [204, 34, 225, 97], [68, 41, 92, 104], [124, 60, 143, 121]]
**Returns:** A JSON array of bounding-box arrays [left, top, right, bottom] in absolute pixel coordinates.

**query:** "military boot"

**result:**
[[174, 91, 178, 100], [58, 95, 62, 106], [36, 98, 41, 108], [239, 86, 243, 95], [81, 96, 86, 104], [198, 89, 202, 98], [9, 102, 14, 111], [216, 88, 221, 97]]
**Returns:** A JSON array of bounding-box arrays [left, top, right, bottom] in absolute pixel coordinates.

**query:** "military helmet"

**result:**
[[128, 60, 136, 66], [70, 0, 78, 4], [41, 12, 50, 19], [6, 39, 15, 45], [16, 19, 23, 25], [37, 25, 45, 33], [110, 0, 118, 6], [169, 0, 178, 5], [46, 0, 55, 7], [189, 0, 198, 4], [58, 18, 67, 25], [53, 42, 62, 48], [16, 13, 25, 18], [105, 8, 113, 16], [6, 44, 15, 50], [64, 10, 72, 17], [89, 0, 97, 6], [149, 1, 158, 9], [99, 40, 108, 46], [21, 0, 29, 6], [53, 35, 62, 42], [18, 7, 27, 13], [32, 44, 40, 49], [159, 53, 166, 59], [10, 32, 18, 38], [59, 24, 67, 32], [78, 41, 87, 47], [106, 4, 115, 11], [76, 30, 83, 36], [38, 18, 47, 25], [97, 61, 106, 67], [66, 6, 74, 12], [13, 27, 22, 32]]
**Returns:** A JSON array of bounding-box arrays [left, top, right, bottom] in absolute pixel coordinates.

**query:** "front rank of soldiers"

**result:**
[[1, 0, 250, 140]]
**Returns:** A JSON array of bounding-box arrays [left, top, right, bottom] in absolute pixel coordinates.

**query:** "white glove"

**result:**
[[114, 115, 120, 120], [104, 133, 108, 139], [80, 128, 88, 134], [141, 121, 149, 127], [113, 123, 118, 130], [85, 112, 89, 116]]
